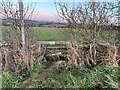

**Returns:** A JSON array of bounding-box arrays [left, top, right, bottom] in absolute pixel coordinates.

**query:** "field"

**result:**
[[33, 27, 69, 41], [33, 27, 119, 45], [2, 26, 119, 44]]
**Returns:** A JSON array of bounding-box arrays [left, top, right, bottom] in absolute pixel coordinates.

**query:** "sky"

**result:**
[[0, 0, 119, 22], [0, 0, 61, 22], [29, 2, 60, 22], [23, 0, 119, 22]]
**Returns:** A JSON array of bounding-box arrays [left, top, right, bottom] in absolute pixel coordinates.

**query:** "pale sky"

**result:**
[[0, 0, 119, 22]]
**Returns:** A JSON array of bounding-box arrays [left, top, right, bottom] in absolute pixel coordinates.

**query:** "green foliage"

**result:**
[[98, 30, 119, 44], [2, 63, 44, 88], [31, 64, 119, 88], [2, 72, 18, 88], [0, 75, 2, 88], [2, 63, 119, 88], [19, 63, 44, 81], [18, 66, 31, 81], [32, 63, 44, 73]]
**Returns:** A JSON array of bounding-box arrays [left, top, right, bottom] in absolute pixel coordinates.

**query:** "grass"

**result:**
[[33, 27, 120, 45], [2, 63, 44, 88], [33, 27, 69, 41], [29, 65, 120, 88], [3, 26, 119, 45], [2, 72, 18, 88], [2, 63, 119, 89], [0, 74, 2, 88]]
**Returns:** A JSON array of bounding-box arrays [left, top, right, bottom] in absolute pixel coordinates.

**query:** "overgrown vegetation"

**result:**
[[2, 64, 119, 89], [2, 63, 44, 88]]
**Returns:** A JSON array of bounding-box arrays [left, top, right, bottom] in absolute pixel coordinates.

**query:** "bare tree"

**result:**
[[0, 0, 20, 43], [55, 1, 118, 66], [0, 0, 44, 74], [0, 0, 36, 48]]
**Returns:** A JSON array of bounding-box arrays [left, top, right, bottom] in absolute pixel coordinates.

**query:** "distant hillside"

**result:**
[[2, 18, 39, 27], [3, 18, 118, 29], [2, 18, 67, 28]]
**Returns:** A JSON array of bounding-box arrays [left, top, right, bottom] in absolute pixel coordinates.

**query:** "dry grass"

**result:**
[[1, 40, 120, 77], [66, 42, 119, 68], [67, 42, 84, 67], [2, 41, 46, 76]]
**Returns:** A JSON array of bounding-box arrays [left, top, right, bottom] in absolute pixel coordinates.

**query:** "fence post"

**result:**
[[0, 18, 2, 88], [19, 0, 26, 51]]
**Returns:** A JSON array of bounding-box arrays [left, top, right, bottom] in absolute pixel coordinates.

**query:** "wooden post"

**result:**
[[19, 0, 26, 50], [0, 18, 2, 88], [118, 1, 120, 26], [0, 19, 2, 44]]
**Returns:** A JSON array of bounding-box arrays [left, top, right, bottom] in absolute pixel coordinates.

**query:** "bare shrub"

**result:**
[[107, 45, 118, 67], [81, 43, 119, 67], [2, 41, 46, 76], [67, 42, 84, 67], [0, 0, 45, 76], [55, 1, 119, 67]]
